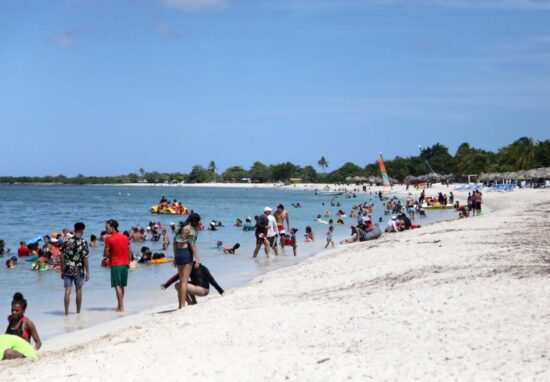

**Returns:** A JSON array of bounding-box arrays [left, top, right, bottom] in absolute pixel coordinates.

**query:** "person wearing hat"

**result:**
[[385, 216, 401, 233], [264, 207, 279, 256], [104, 219, 131, 312]]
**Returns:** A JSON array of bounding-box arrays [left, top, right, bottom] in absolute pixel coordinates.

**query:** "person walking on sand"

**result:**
[[274, 204, 290, 251], [104, 219, 131, 312], [173, 213, 202, 309], [60, 222, 90, 315], [325, 225, 335, 248]]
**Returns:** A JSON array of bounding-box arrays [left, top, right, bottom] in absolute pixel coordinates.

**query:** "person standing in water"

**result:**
[[173, 213, 202, 310], [273, 204, 290, 251], [104, 219, 131, 312], [60, 222, 90, 315]]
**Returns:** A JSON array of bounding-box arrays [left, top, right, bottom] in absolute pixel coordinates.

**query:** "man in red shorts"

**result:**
[[104, 219, 131, 312], [273, 204, 290, 251]]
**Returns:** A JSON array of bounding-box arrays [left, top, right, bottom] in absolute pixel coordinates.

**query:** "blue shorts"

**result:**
[[64, 274, 84, 288], [175, 247, 193, 265]]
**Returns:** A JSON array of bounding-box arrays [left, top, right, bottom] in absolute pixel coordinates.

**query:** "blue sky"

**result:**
[[1, 0, 549, 176]]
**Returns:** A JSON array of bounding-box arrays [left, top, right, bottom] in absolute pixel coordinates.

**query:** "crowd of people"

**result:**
[[1, 188, 482, 361]]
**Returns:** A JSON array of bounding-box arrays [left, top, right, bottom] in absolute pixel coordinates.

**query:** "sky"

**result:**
[[1, 0, 549, 176]]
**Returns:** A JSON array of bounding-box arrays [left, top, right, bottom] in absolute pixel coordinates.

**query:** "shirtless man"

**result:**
[[273, 204, 290, 250]]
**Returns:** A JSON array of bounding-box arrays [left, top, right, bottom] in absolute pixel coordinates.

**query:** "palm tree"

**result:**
[[139, 168, 145, 178], [317, 156, 329, 173], [208, 161, 217, 174], [515, 137, 535, 170]]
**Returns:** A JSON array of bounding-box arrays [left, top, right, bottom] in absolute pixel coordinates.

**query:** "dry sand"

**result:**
[[2, 186, 549, 381]]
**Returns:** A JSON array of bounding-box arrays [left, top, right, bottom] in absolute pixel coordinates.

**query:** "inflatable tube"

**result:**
[[26, 236, 42, 246], [0, 334, 37, 360], [424, 206, 453, 210], [145, 258, 172, 264], [363, 225, 382, 241], [150, 205, 189, 215], [31, 263, 49, 271]]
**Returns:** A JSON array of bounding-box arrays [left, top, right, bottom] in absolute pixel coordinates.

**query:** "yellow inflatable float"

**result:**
[[149, 205, 189, 215]]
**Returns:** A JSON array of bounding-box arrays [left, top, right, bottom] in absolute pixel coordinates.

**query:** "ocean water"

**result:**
[[0, 185, 455, 339]]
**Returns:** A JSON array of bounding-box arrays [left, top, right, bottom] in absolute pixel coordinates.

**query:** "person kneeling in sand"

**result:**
[[161, 261, 224, 305]]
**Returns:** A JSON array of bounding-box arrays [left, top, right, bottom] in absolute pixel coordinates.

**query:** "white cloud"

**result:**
[[154, 24, 184, 39], [264, 0, 550, 11], [160, 0, 227, 12], [49, 28, 89, 50]]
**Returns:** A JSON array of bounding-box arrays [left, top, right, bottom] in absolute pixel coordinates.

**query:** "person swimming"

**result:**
[[223, 243, 240, 254]]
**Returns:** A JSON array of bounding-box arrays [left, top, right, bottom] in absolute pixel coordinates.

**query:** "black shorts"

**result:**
[[267, 236, 277, 247]]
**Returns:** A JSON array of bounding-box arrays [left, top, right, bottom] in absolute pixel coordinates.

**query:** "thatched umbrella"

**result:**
[[345, 176, 353, 182], [540, 167, 550, 179], [368, 176, 376, 184], [525, 169, 538, 179]]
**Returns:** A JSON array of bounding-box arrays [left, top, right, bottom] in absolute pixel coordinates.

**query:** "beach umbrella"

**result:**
[[345, 176, 353, 182], [541, 168, 550, 179], [368, 176, 376, 184]]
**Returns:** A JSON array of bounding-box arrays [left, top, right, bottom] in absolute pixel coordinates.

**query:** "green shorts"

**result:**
[[111, 265, 128, 288]]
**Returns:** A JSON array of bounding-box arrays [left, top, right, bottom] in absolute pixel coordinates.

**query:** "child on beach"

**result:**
[[162, 229, 169, 250], [304, 226, 314, 242], [325, 226, 335, 248], [290, 228, 298, 256]]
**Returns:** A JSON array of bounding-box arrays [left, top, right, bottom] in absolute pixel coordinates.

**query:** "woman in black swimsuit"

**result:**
[[6, 292, 41, 350]]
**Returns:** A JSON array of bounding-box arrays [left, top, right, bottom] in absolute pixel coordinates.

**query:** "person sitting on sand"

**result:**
[[223, 243, 240, 254], [385, 216, 401, 233], [161, 261, 224, 305], [5, 293, 41, 351]]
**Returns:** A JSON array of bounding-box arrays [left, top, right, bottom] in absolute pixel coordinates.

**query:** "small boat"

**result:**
[[316, 191, 345, 196]]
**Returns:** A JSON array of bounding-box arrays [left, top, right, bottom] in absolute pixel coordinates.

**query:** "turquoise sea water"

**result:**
[[0, 185, 455, 340]]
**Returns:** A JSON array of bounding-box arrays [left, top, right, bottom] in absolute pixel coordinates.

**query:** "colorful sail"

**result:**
[[378, 153, 391, 188]]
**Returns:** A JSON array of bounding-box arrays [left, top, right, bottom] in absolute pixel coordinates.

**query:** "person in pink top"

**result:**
[[104, 219, 131, 312]]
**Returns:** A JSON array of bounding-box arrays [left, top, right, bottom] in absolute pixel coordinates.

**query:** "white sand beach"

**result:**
[[2, 186, 549, 381]]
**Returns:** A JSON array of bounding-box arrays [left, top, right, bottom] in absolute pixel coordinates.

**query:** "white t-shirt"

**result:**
[[267, 215, 278, 238], [386, 219, 398, 232]]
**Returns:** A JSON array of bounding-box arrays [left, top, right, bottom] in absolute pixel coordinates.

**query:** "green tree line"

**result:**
[[1, 137, 548, 185]]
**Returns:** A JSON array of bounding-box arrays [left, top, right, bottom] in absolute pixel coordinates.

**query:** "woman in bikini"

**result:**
[[5, 292, 41, 350], [173, 213, 202, 309]]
